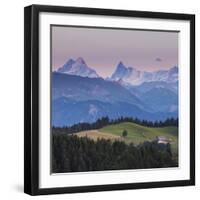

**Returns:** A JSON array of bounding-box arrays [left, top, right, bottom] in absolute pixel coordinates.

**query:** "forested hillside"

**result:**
[[52, 134, 177, 173]]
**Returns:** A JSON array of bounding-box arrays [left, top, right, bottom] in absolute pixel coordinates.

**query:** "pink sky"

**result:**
[[51, 26, 178, 78]]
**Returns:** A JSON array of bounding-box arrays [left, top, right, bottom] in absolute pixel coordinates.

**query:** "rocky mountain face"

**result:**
[[57, 57, 99, 78]]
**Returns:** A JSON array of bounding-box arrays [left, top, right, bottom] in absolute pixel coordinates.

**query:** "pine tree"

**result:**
[[122, 130, 128, 137]]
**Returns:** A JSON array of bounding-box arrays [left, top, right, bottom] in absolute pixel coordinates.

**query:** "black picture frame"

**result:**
[[24, 4, 195, 196]]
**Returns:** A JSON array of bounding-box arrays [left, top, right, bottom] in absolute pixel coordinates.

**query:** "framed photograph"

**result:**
[[24, 4, 195, 195]]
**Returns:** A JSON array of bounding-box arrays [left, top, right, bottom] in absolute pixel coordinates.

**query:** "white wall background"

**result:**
[[0, 0, 199, 199]]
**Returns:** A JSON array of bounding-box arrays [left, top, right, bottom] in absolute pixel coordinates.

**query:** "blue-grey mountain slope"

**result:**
[[52, 97, 177, 127], [52, 72, 144, 108], [52, 72, 177, 126]]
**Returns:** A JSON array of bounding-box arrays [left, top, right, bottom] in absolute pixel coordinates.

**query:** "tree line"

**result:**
[[52, 134, 177, 173], [52, 117, 178, 135]]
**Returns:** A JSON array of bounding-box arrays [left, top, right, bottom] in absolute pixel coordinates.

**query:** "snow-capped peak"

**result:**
[[76, 57, 86, 65], [57, 58, 75, 73], [117, 61, 126, 69], [110, 62, 178, 86], [57, 57, 99, 78], [111, 62, 133, 81]]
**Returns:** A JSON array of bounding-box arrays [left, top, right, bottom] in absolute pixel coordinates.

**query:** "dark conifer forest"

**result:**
[[52, 117, 178, 173], [52, 134, 177, 173]]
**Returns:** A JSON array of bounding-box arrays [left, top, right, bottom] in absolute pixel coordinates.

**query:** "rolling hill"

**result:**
[[100, 122, 177, 143], [75, 122, 178, 159]]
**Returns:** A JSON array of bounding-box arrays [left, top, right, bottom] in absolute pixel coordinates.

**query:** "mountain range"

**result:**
[[57, 58, 178, 86], [110, 61, 178, 86], [52, 58, 178, 126]]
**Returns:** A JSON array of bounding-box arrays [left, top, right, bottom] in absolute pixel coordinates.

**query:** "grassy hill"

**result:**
[[73, 130, 121, 141], [100, 122, 178, 160], [100, 122, 177, 144]]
